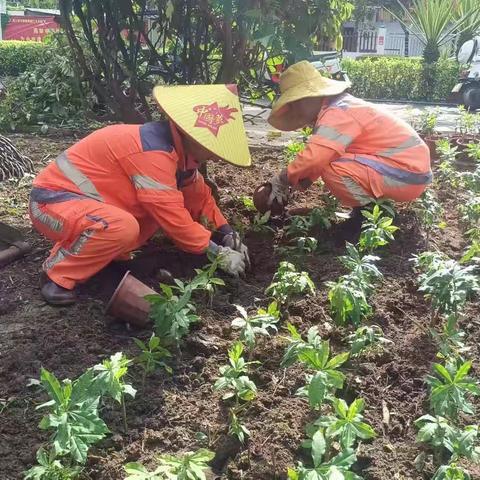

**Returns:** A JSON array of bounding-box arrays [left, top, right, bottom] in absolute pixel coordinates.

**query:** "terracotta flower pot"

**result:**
[[105, 271, 155, 327], [423, 134, 441, 163]]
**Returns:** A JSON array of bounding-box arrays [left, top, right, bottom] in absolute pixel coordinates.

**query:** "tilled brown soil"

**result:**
[[1, 133, 479, 480]]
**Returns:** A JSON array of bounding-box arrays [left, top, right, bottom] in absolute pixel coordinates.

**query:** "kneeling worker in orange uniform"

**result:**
[[264, 61, 432, 233], [30, 85, 251, 305]]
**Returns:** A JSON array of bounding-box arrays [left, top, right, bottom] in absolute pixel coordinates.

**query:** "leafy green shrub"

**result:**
[[0, 40, 47, 76], [0, 37, 93, 131], [342, 57, 459, 101]]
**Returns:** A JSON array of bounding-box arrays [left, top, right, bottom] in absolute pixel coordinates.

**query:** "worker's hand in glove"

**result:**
[[268, 169, 290, 207], [211, 245, 246, 277], [222, 231, 250, 269]]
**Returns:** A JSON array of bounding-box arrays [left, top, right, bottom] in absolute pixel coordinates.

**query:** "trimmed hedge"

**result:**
[[0, 40, 48, 76], [342, 56, 460, 102]]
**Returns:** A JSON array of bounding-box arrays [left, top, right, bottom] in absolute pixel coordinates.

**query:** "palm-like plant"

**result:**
[[453, 0, 480, 54], [387, 0, 468, 63]]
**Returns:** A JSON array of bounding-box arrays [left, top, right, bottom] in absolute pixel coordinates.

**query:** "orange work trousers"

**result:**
[[29, 198, 157, 290], [321, 154, 428, 207]]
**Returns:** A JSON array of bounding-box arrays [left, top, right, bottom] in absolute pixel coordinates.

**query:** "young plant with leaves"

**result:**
[[346, 325, 392, 356], [251, 211, 275, 234], [147, 283, 199, 347], [432, 463, 472, 480], [415, 414, 457, 463], [277, 236, 319, 264], [281, 324, 324, 369], [287, 430, 362, 480], [358, 205, 398, 253], [414, 254, 479, 319], [228, 406, 250, 444], [306, 398, 376, 450], [25, 448, 82, 480], [213, 341, 258, 403], [134, 334, 172, 388], [339, 243, 383, 294], [124, 448, 215, 480], [36, 368, 110, 465], [231, 302, 279, 352], [326, 275, 372, 327], [414, 190, 445, 246], [436, 139, 461, 188], [426, 359, 480, 420], [284, 139, 306, 163], [265, 261, 315, 308], [432, 316, 471, 361], [297, 341, 349, 409], [189, 252, 225, 304], [459, 195, 480, 228], [92, 352, 136, 433]]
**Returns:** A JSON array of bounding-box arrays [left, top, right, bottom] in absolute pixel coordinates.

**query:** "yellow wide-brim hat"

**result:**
[[153, 84, 251, 167], [268, 60, 351, 131]]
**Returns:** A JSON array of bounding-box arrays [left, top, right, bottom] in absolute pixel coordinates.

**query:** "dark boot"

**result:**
[[334, 206, 364, 246], [41, 279, 77, 306]]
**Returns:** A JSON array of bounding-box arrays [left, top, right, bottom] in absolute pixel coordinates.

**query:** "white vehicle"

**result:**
[[452, 36, 480, 110]]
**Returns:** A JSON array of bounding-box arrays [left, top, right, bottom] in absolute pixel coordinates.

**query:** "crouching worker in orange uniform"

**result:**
[[29, 85, 251, 305], [263, 61, 432, 236]]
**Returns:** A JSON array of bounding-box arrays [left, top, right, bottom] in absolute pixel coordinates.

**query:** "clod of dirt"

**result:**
[[253, 182, 284, 216]]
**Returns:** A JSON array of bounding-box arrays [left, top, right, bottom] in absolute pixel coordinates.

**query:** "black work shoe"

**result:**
[[41, 280, 77, 306], [334, 206, 364, 247]]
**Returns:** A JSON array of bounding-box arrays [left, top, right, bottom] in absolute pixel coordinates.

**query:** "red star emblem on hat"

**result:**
[[193, 102, 238, 136]]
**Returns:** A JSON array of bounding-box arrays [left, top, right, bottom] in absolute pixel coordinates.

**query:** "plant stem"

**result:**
[[121, 394, 128, 433]]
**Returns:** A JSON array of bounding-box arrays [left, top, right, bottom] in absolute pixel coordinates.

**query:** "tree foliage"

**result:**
[[58, 0, 354, 123]]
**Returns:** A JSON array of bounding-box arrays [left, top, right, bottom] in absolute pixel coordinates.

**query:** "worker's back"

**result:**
[[320, 94, 430, 174]]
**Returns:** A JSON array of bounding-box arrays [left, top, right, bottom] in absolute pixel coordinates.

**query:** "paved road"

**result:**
[[243, 102, 461, 149]]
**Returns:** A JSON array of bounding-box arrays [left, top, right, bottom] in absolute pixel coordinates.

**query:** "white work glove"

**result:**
[[222, 232, 250, 269], [268, 169, 290, 207], [215, 245, 246, 277]]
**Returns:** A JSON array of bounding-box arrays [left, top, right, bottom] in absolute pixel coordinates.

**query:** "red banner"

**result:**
[[4, 16, 60, 42]]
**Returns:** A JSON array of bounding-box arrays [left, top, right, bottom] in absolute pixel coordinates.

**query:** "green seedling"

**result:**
[[459, 195, 480, 227], [238, 195, 256, 211], [287, 431, 362, 480], [415, 108, 438, 136], [285, 215, 311, 238], [432, 464, 471, 480], [326, 276, 372, 327], [346, 325, 392, 356], [281, 324, 323, 369], [460, 239, 480, 264], [339, 243, 383, 294], [461, 167, 480, 194], [432, 316, 471, 361], [36, 368, 109, 465], [297, 340, 349, 408], [265, 261, 315, 307], [284, 140, 306, 163], [415, 414, 457, 463], [426, 359, 480, 419], [359, 205, 398, 252], [414, 190, 445, 246], [134, 334, 172, 388], [436, 139, 461, 188], [213, 341, 258, 402], [93, 352, 136, 433], [229, 407, 250, 444], [415, 254, 478, 318], [124, 448, 215, 480], [306, 398, 376, 450], [448, 424, 480, 463], [251, 211, 275, 234], [456, 106, 479, 135], [466, 142, 480, 163], [231, 302, 279, 351], [25, 448, 81, 480], [147, 283, 199, 347], [277, 236, 318, 263], [190, 253, 225, 304]]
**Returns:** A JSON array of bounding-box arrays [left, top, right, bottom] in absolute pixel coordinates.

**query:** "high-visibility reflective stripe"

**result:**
[[131, 175, 173, 191], [56, 152, 103, 202], [379, 136, 422, 158], [337, 156, 432, 185], [44, 229, 94, 271], [30, 201, 63, 232], [342, 177, 373, 205], [313, 125, 353, 147], [30, 187, 85, 204]]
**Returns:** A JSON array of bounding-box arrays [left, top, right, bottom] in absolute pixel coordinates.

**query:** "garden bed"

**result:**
[[0, 133, 480, 480]]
